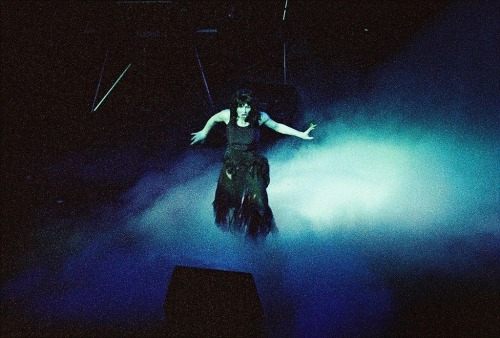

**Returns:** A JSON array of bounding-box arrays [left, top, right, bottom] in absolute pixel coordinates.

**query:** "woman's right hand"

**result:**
[[190, 130, 208, 145]]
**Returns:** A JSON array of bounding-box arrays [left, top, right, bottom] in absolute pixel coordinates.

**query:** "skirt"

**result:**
[[213, 148, 276, 238]]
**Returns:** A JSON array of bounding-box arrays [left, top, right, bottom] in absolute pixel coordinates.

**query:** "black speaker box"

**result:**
[[164, 265, 266, 337]]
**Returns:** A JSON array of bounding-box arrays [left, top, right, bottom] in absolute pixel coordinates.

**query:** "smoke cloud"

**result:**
[[2, 2, 498, 337]]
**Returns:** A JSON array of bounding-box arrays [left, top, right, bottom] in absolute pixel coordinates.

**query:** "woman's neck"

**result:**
[[236, 118, 249, 127]]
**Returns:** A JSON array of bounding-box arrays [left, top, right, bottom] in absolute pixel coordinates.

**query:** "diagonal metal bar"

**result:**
[[93, 63, 132, 112]]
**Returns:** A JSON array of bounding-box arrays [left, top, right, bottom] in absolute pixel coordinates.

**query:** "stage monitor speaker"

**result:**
[[164, 265, 266, 337]]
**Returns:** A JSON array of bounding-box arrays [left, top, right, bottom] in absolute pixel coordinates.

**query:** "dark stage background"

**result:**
[[2, 1, 499, 337]]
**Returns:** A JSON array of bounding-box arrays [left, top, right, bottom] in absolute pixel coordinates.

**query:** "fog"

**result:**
[[2, 1, 498, 337]]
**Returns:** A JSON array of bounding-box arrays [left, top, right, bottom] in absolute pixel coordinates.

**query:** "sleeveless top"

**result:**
[[226, 123, 260, 151]]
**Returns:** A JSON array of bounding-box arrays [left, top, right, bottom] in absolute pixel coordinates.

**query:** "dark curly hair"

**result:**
[[229, 89, 260, 127]]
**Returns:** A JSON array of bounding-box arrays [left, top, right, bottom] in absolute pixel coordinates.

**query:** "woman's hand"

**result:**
[[301, 123, 317, 140], [190, 130, 208, 145]]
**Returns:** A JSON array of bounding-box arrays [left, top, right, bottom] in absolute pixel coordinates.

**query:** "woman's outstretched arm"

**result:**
[[261, 112, 316, 140], [190, 109, 230, 145]]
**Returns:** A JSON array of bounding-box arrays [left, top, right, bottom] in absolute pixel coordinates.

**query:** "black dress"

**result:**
[[213, 121, 276, 238]]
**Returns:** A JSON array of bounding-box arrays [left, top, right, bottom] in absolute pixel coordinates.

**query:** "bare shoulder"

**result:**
[[259, 111, 271, 125], [260, 112, 278, 129], [214, 109, 230, 124]]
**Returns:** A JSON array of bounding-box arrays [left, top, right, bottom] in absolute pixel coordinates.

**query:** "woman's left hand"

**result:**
[[301, 123, 317, 140]]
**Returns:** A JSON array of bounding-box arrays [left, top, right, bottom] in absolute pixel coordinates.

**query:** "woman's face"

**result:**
[[236, 103, 251, 120]]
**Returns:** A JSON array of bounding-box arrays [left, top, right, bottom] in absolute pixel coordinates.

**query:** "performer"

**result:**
[[191, 89, 316, 238]]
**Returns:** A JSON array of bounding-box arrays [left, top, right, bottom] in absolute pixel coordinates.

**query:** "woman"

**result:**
[[191, 89, 316, 238]]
